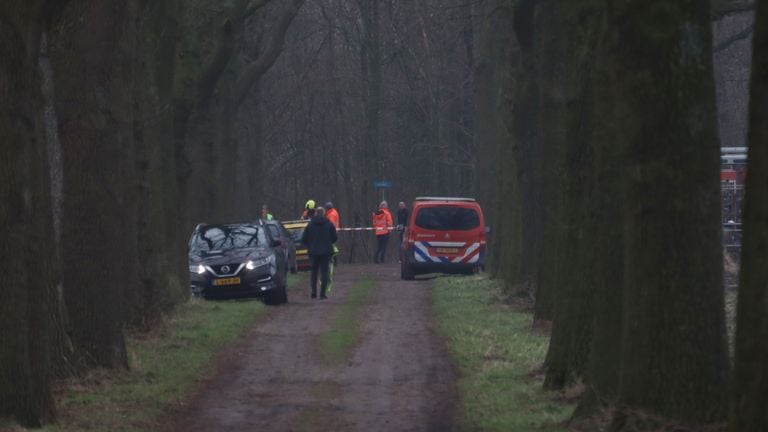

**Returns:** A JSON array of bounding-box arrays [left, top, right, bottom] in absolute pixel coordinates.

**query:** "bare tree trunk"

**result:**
[[358, 0, 383, 215], [541, 1, 602, 390], [533, 0, 568, 323], [512, 0, 540, 291], [0, 1, 57, 425], [181, 0, 304, 225], [49, 0, 141, 369], [37, 32, 77, 379], [730, 1, 768, 430], [132, 0, 188, 327], [571, 6, 627, 421], [608, 1, 729, 428], [472, 0, 517, 278]]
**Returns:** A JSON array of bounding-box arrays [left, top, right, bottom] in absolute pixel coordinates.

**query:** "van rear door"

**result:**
[[411, 204, 485, 264]]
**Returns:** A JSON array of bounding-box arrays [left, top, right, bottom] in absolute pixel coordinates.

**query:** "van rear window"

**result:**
[[414, 207, 480, 231]]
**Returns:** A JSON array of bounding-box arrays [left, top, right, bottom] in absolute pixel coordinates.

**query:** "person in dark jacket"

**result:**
[[300, 207, 338, 299], [397, 201, 409, 238]]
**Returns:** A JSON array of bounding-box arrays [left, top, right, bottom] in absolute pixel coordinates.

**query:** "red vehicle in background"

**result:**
[[400, 197, 487, 280]]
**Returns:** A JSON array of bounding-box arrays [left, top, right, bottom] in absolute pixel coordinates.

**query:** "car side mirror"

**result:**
[[272, 239, 282, 247], [485, 226, 491, 234]]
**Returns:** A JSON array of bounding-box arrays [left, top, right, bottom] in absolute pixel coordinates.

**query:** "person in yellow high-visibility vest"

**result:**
[[261, 204, 274, 221], [301, 199, 316, 220]]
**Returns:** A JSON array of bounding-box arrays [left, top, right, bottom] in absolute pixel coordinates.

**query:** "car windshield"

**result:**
[[190, 224, 267, 254], [415, 207, 480, 231]]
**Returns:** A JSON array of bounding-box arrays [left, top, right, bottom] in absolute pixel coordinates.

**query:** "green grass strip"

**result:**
[[24, 274, 306, 432], [433, 275, 574, 432], [319, 277, 375, 366]]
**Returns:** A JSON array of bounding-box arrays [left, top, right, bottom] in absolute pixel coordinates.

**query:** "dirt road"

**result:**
[[169, 264, 457, 432]]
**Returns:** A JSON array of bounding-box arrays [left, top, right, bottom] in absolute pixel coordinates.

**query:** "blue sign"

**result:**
[[374, 180, 393, 189]]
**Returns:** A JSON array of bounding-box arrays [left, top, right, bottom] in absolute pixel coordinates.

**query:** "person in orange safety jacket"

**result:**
[[372, 201, 393, 263], [325, 201, 340, 229], [323, 201, 342, 284]]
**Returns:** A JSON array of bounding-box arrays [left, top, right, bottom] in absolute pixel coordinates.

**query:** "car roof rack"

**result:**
[[414, 197, 476, 202]]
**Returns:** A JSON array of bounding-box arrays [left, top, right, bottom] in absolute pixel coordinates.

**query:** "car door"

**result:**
[[266, 224, 288, 259], [279, 224, 296, 265], [265, 226, 287, 274]]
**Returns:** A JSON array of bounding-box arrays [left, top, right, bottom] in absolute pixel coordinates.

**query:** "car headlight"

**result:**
[[189, 264, 206, 274], [246, 255, 275, 270]]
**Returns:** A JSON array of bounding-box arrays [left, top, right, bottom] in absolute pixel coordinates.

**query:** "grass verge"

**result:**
[[433, 275, 574, 432], [319, 277, 376, 366], [7, 274, 306, 432]]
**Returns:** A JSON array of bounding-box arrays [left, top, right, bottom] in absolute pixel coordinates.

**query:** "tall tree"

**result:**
[[49, 0, 140, 369], [730, 1, 768, 430], [533, 0, 568, 323], [510, 0, 540, 292], [131, 0, 189, 325], [0, 0, 58, 425], [607, 1, 729, 428], [357, 0, 383, 212], [473, 0, 515, 278], [571, 4, 627, 421], [179, 0, 305, 227], [540, 1, 602, 389]]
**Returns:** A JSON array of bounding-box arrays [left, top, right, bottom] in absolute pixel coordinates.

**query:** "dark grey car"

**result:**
[[188, 222, 288, 304], [263, 220, 298, 274]]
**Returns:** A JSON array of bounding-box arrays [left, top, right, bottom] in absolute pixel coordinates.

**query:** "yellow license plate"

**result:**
[[213, 277, 241, 286], [436, 247, 459, 254]]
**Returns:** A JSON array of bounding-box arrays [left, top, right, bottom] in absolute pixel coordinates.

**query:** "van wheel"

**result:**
[[463, 266, 481, 276], [401, 261, 415, 280]]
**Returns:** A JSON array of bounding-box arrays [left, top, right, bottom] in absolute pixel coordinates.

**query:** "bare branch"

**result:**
[[232, 0, 306, 109], [714, 24, 754, 52], [712, 0, 755, 20], [195, 18, 236, 108]]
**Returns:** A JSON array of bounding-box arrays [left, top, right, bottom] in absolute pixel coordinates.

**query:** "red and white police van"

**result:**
[[400, 197, 487, 280]]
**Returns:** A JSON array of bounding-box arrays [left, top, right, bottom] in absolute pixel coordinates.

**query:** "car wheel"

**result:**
[[401, 260, 415, 280], [264, 289, 282, 305]]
